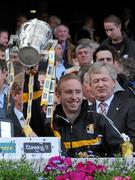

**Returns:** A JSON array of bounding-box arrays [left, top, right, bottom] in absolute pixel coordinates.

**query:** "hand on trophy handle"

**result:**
[[10, 52, 19, 63], [24, 64, 39, 75]]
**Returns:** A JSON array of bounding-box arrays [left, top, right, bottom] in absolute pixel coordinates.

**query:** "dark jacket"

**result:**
[[8, 111, 25, 137], [52, 100, 123, 157], [101, 33, 135, 58], [117, 73, 135, 98], [89, 94, 135, 151]]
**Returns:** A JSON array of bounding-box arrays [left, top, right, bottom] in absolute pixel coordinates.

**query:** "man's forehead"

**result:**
[[91, 68, 110, 76], [97, 50, 113, 57], [63, 78, 81, 84]]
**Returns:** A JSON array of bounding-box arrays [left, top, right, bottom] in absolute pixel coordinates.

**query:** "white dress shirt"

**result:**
[[0, 93, 4, 108], [14, 107, 24, 128], [96, 95, 114, 114]]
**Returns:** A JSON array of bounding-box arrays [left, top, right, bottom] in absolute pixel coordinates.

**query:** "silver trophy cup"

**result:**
[[18, 18, 52, 67]]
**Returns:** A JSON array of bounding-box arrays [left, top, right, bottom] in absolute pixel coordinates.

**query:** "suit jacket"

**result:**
[[8, 111, 25, 137], [89, 94, 135, 151]]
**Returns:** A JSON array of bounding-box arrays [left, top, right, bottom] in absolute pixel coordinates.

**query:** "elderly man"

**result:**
[[76, 43, 93, 67], [54, 24, 75, 68], [88, 62, 135, 151]]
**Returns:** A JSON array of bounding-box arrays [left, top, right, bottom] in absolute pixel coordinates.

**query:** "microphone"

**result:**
[[103, 114, 129, 141], [103, 114, 134, 157]]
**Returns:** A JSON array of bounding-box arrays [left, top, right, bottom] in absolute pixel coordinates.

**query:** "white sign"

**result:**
[[0, 137, 61, 159]]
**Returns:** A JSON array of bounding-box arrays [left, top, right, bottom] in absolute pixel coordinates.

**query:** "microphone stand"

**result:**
[[102, 113, 133, 157]]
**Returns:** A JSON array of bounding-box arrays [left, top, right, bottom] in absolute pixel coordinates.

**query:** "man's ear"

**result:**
[[118, 24, 121, 30], [113, 79, 116, 89], [57, 94, 61, 102], [11, 91, 17, 100]]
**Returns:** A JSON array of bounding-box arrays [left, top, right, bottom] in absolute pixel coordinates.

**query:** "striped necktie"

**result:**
[[99, 102, 107, 115]]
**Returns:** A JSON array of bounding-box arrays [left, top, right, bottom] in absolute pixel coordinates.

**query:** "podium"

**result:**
[[0, 137, 61, 159]]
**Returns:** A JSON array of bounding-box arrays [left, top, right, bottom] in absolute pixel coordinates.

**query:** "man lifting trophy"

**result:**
[[7, 18, 57, 137]]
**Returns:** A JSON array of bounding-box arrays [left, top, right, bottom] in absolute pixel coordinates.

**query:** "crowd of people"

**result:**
[[0, 11, 135, 158]]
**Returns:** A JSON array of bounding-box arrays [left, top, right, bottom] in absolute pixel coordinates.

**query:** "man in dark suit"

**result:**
[[8, 82, 25, 137], [88, 62, 135, 151]]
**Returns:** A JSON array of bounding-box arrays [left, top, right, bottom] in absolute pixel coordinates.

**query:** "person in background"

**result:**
[[93, 45, 135, 97], [38, 71, 46, 90], [77, 66, 95, 104], [55, 42, 66, 80], [15, 14, 28, 35], [93, 45, 121, 73], [76, 43, 93, 67], [76, 16, 100, 44], [48, 15, 61, 37], [54, 24, 75, 68], [0, 61, 9, 111], [8, 82, 25, 137], [0, 29, 9, 48], [70, 48, 79, 67], [120, 57, 135, 93], [0, 44, 6, 60], [77, 37, 99, 55], [121, 8, 135, 40], [101, 14, 135, 59], [82, 71, 95, 104]]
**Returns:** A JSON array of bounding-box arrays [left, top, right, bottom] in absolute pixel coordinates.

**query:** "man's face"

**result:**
[[96, 50, 114, 64], [49, 17, 59, 30], [13, 91, 23, 111], [76, 48, 93, 66], [82, 82, 95, 103], [0, 32, 8, 47], [38, 74, 45, 90], [104, 22, 121, 41], [60, 79, 83, 114], [16, 16, 27, 29], [55, 43, 63, 59], [90, 67, 116, 101], [55, 25, 69, 42]]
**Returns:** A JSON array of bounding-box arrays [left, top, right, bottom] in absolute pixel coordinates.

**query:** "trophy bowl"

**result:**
[[18, 18, 52, 67]]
